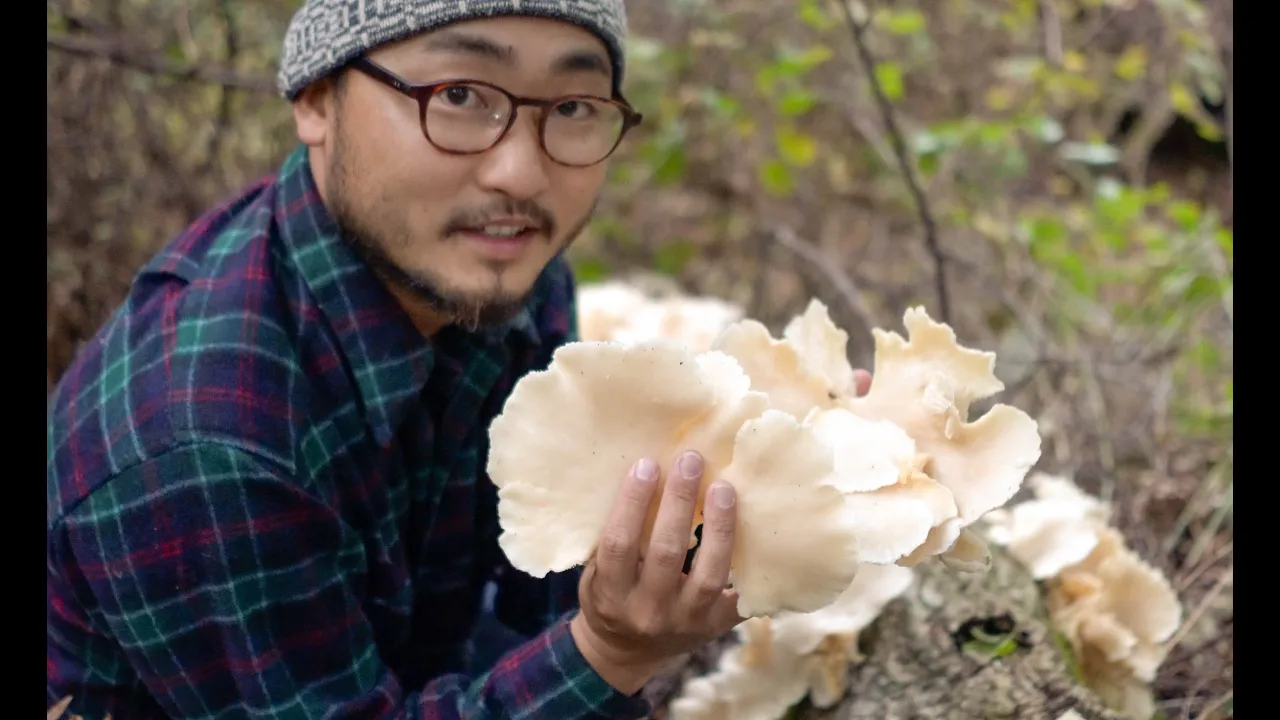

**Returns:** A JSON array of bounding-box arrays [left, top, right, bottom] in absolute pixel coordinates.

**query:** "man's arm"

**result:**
[[48, 442, 649, 720]]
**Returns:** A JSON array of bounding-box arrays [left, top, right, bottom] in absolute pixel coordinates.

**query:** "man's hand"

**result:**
[[570, 451, 742, 695]]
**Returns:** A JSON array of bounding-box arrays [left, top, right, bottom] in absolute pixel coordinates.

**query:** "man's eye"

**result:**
[[554, 100, 594, 119], [441, 86, 475, 106]]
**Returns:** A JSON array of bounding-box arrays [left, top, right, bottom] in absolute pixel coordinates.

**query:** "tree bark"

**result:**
[[642, 544, 1124, 720]]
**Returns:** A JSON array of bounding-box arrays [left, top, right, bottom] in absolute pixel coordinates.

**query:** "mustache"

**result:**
[[442, 200, 557, 237]]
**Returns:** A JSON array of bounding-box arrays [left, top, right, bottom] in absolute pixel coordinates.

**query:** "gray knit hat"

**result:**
[[277, 0, 628, 101]]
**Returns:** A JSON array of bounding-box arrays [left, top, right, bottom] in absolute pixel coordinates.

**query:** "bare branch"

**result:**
[[201, 0, 240, 174], [46, 32, 275, 93], [835, 1, 952, 323], [1039, 0, 1064, 68], [770, 226, 878, 336]]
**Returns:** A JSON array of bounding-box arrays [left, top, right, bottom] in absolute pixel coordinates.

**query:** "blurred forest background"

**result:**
[[47, 0, 1232, 716]]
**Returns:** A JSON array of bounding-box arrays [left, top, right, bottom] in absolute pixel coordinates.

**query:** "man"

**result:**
[[47, 2, 874, 718]]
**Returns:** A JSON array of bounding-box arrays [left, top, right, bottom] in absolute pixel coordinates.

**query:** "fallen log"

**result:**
[[642, 543, 1124, 720]]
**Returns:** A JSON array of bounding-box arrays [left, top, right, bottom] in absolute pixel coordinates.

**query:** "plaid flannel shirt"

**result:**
[[47, 145, 650, 720]]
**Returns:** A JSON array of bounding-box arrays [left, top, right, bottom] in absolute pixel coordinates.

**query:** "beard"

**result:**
[[324, 111, 597, 333]]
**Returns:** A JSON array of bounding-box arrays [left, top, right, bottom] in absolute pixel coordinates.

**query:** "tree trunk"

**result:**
[[642, 544, 1124, 720]]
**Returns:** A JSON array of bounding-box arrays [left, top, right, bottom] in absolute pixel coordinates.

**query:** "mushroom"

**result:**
[[806, 408, 959, 565], [613, 295, 745, 353], [712, 300, 1041, 566], [667, 640, 813, 720], [487, 341, 867, 617], [843, 305, 1042, 532], [489, 299, 1042, 618], [575, 279, 744, 353], [575, 280, 650, 343], [710, 317, 841, 421], [670, 563, 915, 719], [983, 474, 1183, 720], [982, 472, 1112, 578], [1045, 526, 1182, 719]]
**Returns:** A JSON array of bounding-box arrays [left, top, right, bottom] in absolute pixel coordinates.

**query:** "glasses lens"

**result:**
[[543, 98, 627, 166], [424, 83, 513, 152]]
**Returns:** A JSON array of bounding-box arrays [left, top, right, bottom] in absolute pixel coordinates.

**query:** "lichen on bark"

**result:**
[[643, 544, 1124, 720]]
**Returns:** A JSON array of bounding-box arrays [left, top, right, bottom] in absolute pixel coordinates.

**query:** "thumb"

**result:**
[[852, 369, 872, 397]]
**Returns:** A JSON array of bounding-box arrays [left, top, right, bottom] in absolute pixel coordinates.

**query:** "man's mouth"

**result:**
[[456, 221, 545, 260], [472, 225, 536, 239]]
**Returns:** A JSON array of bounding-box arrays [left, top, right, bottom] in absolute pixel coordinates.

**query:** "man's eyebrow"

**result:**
[[551, 50, 611, 80], [423, 30, 513, 63], [423, 30, 611, 81]]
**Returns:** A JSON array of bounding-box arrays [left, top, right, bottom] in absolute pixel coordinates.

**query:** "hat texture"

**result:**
[[277, 0, 628, 100]]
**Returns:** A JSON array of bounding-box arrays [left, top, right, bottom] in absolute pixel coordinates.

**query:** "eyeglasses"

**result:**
[[347, 57, 644, 168]]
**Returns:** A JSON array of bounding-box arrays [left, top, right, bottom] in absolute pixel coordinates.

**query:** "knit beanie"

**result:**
[[277, 0, 629, 101]]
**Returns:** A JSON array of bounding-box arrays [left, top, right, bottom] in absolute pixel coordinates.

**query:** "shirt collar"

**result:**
[[272, 145, 544, 444]]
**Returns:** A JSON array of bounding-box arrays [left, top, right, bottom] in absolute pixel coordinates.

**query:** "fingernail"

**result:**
[[711, 482, 735, 509], [634, 457, 658, 482], [678, 451, 704, 480]]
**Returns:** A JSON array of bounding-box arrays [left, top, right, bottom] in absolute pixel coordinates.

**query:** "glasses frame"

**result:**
[[347, 57, 644, 168]]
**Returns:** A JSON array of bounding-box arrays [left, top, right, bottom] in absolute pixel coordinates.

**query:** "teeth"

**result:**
[[483, 226, 525, 237]]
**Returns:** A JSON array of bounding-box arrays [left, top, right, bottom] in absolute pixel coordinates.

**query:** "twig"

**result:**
[[1038, 0, 1064, 68], [1194, 689, 1233, 720], [1175, 539, 1231, 593], [1166, 563, 1232, 653], [201, 0, 240, 175], [771, 226, 878, 336], [46, 32, 275, 92], [834, 0, 951, 323]]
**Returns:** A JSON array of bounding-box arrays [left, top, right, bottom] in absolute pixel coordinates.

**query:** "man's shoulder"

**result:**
[[47, 176, 327, 523]]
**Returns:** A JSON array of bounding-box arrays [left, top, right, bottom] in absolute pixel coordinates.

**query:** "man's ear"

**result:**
[[292, 78, 336, 147]]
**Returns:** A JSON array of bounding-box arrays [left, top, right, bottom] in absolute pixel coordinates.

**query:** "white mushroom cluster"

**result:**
[[983, 473, 1184, 720], [488, 292, 1042, 621], [669, 564, 916, 720], [576, 279, 745, 353]]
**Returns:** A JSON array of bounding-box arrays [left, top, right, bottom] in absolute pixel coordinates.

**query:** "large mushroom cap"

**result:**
[[488, 341, 869, 618], [721, 409, 865, 617], [711, 318, 841, 420], [845, 306, 1043, 527], [487, 341, 769, 577]]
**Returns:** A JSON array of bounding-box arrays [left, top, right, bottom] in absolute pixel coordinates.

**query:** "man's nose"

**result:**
[[473, 111, 552, 200]]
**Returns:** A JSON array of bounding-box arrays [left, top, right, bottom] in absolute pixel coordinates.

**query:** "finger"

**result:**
[[593, 457, 661, 591], [639, 450, 704, 596], [682, 481, 737, 613], [707, 588, 748, 636], [852, 369, 873, 397]]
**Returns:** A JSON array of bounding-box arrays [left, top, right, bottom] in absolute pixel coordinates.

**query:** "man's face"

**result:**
[[304, 17, 616, 331]]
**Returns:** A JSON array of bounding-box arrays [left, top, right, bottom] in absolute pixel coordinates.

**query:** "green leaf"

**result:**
[[775, 126, 818, 167], [773, 45, 834, 78], [874, 62, 905, 101], [572, 256, 611, 283], [797, 0, 834, 30], [652, 240, 698, 275], [1028, 116, 1064, 144], [754, 67, 778, 96], [640, 134, 687, 186], [1215, 227, 1233, 258], [777, 89, 818, 117], [652, 146, 686, 185], [878, 8, 927, 35], [1058, 252, 1096, 297], [1025, 217, 1066, 246], [1166, 200, 1202, 232], [700, 88, 742, 120], [758, 159, 796, 197], [1112, 45, 1148, 81]]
